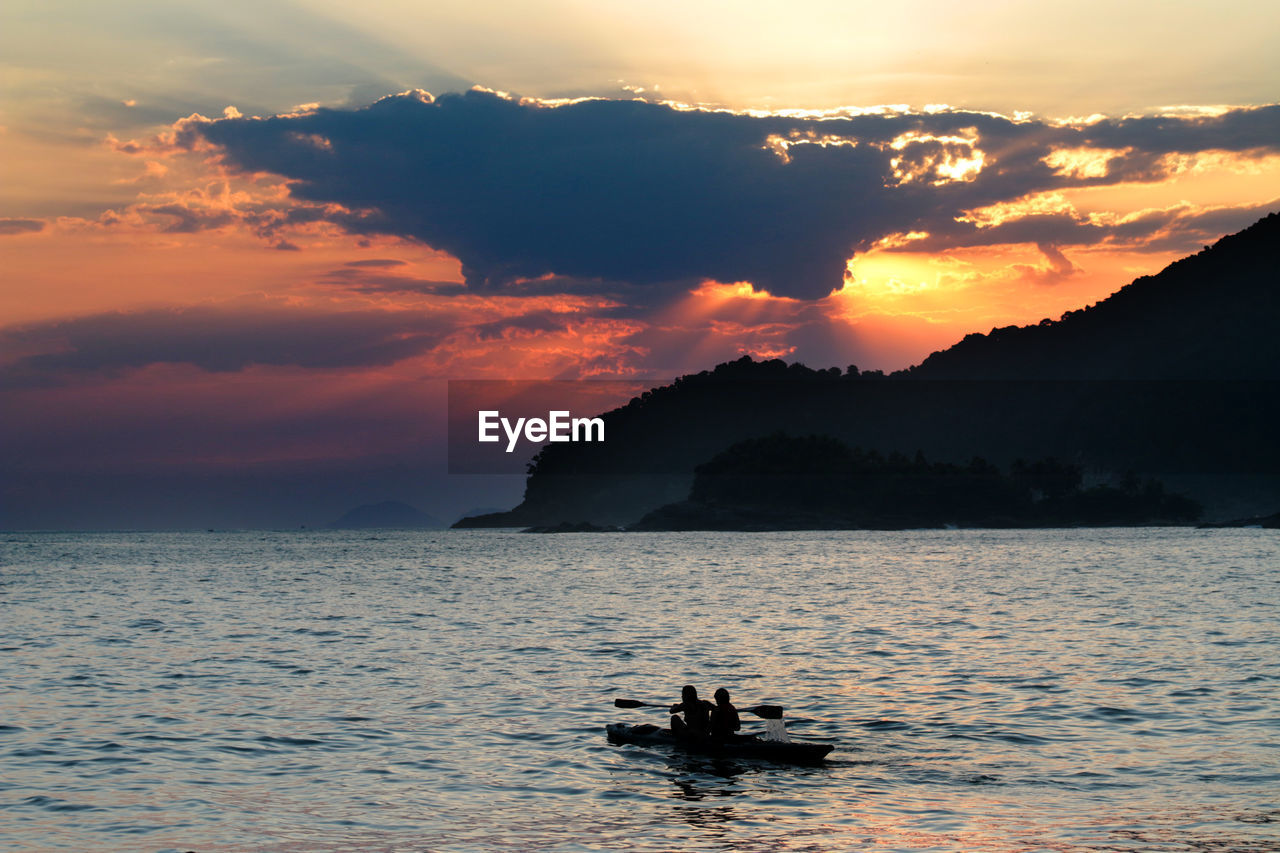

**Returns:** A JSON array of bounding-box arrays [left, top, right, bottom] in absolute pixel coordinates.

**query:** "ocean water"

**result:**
[[1, 528, 1277, 852]]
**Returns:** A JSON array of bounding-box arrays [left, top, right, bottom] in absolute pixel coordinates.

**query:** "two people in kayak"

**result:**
[[670, 685, 741, 740]]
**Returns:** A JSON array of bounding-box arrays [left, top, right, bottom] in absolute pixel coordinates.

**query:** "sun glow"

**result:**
[[689, 280, 779, 302], [883, 128, 986, 185], [1043, 146, 1130, 179], [872, 231, 932, 250], [956, 192, 1080, 229], [763, 130, 860, 164]]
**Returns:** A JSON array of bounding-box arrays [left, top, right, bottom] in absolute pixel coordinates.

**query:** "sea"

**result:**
[[1, 528, 1277, 853]]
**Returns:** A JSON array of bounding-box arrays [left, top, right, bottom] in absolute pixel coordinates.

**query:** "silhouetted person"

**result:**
[[710, 687, 741, 739], [670, 684, 711, 737]]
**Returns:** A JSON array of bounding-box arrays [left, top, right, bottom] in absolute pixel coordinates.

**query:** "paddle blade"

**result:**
[[748, 704, 785, 719], [614, 698, 649, 709]]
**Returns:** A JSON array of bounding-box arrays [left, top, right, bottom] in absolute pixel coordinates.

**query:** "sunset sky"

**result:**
[[3, 0, 1278, 528]]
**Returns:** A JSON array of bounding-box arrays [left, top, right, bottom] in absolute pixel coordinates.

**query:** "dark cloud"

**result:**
[[471, 310, 580, 341], [317, 265, 468, 296], [140, 202, 238, 234], [345, 258, 409, 268], [195, 92, 1280, 301], [317, 262, 668, 302], [0, 298, 646, 386], [492, 274, 694, 303], [0, 218, 46, 235], [1124, 202, 1280, 254], [0, 303, 454, 386], [900, 199, 1280, 255], [1009, 244, 1081, 286], [1076, 108, 1280, 158]]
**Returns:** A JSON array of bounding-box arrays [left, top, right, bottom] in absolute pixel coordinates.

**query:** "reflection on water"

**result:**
[[0, 528, 1277, 852]]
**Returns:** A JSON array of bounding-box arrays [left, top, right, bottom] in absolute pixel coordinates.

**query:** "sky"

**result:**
[[2, 0, 1279, 528]]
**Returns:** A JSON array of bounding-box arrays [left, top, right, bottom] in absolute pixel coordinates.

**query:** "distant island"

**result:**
[[328, 501, 443, 529], [455, 212, 1280, 531]]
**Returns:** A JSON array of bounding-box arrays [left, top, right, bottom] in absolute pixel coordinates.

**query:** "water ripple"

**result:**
[[0, 528, 1276, 852]]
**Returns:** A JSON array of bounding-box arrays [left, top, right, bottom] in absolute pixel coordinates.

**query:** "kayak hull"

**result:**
[[606, 722, 833, 764]]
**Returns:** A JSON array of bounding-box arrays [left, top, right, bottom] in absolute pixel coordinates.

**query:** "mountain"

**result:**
[[327, 501, 443, 529], [455, 212, 1280, 528], [900, 211, 1280, 380]]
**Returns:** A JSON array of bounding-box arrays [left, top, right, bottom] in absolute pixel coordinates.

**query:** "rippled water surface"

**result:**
[[2, 529, 1278, 852]]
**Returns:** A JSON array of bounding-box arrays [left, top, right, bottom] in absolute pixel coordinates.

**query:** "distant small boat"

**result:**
[[605, 722, 833, 764]]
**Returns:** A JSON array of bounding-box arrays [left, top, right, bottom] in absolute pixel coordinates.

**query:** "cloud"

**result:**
[[0, 293, 654, 387], [471, 310, 581, 341], [190, 92, 1280, 302], [142, 202, 238, 233], [345, 258, 408, 268], [899, 198, 1280, 255], [1010, 243, 1081, 286], [0, 218, 46, 235], [0, 302, 456, 387], [316, 265, 469, 296]]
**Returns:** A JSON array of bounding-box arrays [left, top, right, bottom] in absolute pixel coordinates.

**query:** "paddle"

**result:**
[[614, 697, 785, 720]]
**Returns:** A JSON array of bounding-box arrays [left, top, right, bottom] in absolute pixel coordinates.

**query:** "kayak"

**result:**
[[606, 722, 833, 764]]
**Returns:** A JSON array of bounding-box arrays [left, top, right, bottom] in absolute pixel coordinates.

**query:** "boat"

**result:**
[[605, 722, 833, 764]]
